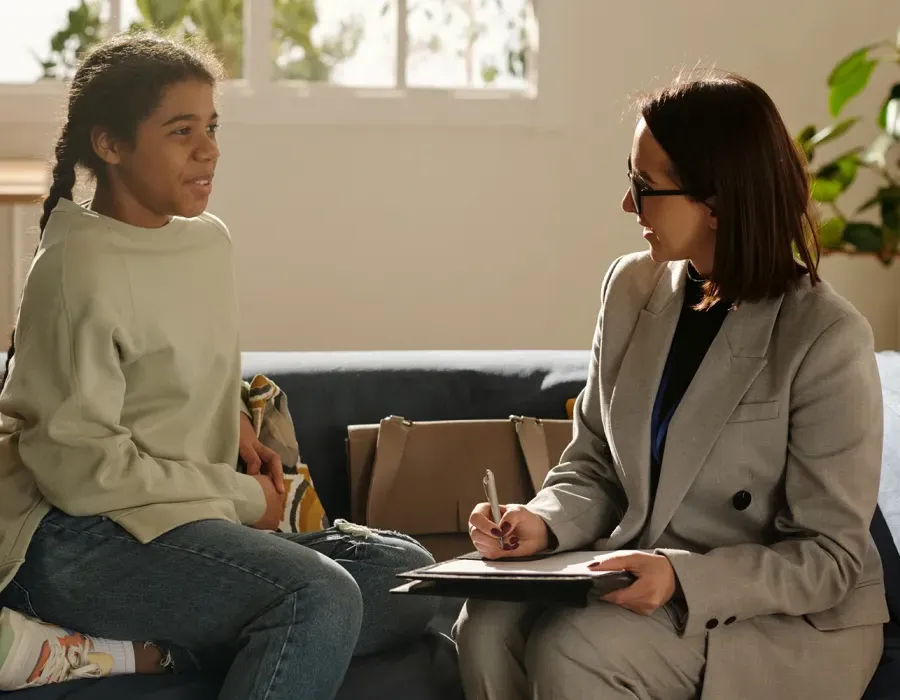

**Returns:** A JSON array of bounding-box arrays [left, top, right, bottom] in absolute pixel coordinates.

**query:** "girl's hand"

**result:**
[[239, 413, 285, 494]]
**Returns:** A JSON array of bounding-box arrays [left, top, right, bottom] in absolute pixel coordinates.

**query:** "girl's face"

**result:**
[[97, 79, 220, 227], [621, 118, 717, 275]]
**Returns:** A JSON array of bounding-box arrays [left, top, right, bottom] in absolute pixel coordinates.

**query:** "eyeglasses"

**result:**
[[627, 156, 694, 215]]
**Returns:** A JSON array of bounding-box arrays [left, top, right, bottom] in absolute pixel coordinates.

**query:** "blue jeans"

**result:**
[[0, 509, 437, 700]]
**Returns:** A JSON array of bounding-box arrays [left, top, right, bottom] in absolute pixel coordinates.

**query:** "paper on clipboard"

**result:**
[[418, 551, 607, 577]]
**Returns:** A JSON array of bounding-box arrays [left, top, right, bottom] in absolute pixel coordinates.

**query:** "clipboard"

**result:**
[[390, 550, 637, 607]]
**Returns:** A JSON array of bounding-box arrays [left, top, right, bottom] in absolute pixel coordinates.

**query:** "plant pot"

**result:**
[[818, 253, 900, 351]]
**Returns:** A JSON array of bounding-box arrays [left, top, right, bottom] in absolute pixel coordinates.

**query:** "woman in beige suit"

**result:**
[[454, 72, 888, 699]]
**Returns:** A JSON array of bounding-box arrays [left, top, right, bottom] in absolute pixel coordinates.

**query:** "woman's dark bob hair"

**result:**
[[637, 71, 820, 306]]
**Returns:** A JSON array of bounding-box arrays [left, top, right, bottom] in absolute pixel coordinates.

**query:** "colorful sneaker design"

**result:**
[[0, 608, 112, 689]]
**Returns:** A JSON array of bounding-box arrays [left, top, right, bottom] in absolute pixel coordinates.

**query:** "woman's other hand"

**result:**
[[468, 503, 550, 560], [589, 551, 677, 615]]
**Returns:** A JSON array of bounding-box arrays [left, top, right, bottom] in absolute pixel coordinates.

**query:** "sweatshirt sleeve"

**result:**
[[3, 242, 266, 526]]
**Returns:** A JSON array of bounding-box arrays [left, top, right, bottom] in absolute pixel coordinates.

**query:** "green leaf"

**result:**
[[811, 153, 859, 202], [860, 132, 896, 168], [50, 31, 67, 54], [796, 124, 818, 160], [828, 47, 878, 116], [808, 117, 860, 149], [796, 124, 817, 143], [136, 0, 190, 29], [877, 83, 900, 129], [843, 222, 884, 252], [811, 178, 844, 203], [880, 187, 900, 233], [819, 217, 847, 248], [855, 186, 900, 217]]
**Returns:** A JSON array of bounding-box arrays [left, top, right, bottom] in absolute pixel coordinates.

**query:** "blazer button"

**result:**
[[724, 616, 736, 625], [706, 619, 719, 630], [732, 490, 752, 511]]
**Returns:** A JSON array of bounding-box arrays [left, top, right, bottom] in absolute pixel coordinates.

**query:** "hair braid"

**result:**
[[1, 125, 79, 393]]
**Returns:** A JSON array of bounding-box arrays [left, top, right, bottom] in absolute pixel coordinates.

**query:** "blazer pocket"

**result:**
[[727, 400, 780, 423]]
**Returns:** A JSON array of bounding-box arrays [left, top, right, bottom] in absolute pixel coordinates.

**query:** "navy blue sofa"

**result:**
[[4, 349, 900, 699]]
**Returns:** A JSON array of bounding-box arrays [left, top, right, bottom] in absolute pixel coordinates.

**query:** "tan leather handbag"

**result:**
[[346, 415, 574, 561]]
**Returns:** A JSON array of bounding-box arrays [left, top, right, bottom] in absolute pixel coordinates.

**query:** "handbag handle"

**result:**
[[366, 415, 553, 524], [366, 415, 410, 524], [512, 416, 552, 493]]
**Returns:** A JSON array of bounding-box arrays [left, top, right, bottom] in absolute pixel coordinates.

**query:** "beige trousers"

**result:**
[[452, 599, 706, 700]]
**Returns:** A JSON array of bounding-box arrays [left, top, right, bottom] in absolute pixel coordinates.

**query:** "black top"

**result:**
[[649, 266, 729, 499]]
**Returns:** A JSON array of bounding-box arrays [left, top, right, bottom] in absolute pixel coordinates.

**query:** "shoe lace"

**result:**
[[27, 636, 103, 686]]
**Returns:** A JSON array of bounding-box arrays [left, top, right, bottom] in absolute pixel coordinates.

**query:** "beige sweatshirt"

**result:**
[[0, 198, 266, 592]]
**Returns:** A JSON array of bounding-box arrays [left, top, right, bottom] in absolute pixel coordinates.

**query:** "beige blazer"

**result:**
[[527, 251, 889, 698]]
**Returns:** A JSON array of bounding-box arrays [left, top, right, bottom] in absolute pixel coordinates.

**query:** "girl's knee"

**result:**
[[390, 536, 435, 571], [314, 557, 363, 600], [292, 555, 364, 630], [346, 525, 434, 573]]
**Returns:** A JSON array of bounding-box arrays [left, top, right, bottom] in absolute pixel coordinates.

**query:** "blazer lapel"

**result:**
[[641, 293, 784, 547], [607, 261, 686, 539]]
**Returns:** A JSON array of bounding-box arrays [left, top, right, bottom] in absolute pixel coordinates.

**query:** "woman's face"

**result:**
[[622, 118, 717, 274]]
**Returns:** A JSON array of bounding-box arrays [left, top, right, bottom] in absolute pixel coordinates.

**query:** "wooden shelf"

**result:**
[[0, 160, 47, 205]]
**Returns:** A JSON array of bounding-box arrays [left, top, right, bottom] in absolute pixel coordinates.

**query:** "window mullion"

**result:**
[[396, 0, 408, 90], [244, 0, 273, 88], [107, 0, 122, 36]]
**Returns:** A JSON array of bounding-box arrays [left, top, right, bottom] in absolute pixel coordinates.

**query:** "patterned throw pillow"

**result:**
[[243, 374, 329, 533]]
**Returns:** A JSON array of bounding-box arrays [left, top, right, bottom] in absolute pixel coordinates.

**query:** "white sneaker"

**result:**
[[0, 607, 112, 690]]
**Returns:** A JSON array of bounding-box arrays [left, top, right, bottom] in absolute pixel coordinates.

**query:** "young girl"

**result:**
[[0, 33, 435, 697]]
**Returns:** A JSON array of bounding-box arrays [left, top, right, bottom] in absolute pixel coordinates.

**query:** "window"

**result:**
[[0, 1, 108, 82], [1, 1, 537, 90], [0, 0, 544, 126], [406, 0, 536, 90]]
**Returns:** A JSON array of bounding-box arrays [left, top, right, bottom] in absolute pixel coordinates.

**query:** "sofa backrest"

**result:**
[[241, 350, 590, 521], [240, 348, 900, 623]]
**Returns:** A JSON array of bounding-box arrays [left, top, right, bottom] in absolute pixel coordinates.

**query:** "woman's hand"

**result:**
[[589, 551, 677, 615], [239, 413, 285, 494], [249, 474, 283, 531], [468, 503, 549, 559]]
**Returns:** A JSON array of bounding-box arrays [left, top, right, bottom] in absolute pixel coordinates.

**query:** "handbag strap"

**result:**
[[366, 415, 411, 523], [368, 415, 552, 524], [513, 416, 552, 493]]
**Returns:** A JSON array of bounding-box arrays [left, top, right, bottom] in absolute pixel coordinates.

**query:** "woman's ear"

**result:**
[[706, 199, 718, 231], [91, 126, 122, 166]]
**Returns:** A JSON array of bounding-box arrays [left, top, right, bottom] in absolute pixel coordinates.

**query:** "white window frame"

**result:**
[[0, 0, 565, 129]]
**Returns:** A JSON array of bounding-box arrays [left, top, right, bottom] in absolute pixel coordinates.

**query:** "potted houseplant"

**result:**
[[797, 31, 900, 348]]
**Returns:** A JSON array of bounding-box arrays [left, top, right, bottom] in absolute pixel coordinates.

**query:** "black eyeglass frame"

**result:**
[[627, 156, 698, 215]]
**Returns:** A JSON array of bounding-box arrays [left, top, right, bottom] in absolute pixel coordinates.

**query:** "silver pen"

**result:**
[[483, 469, 504, 547]]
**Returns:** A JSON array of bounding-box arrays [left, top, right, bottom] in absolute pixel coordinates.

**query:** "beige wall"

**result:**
[[2, 0, 899, 350]]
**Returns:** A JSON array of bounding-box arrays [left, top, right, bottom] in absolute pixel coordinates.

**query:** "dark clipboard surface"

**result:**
[[392, 551, 637, 606]]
